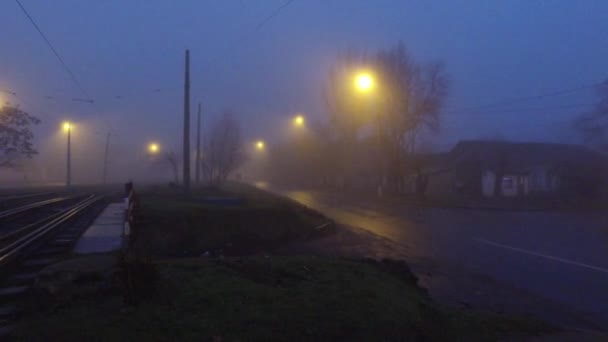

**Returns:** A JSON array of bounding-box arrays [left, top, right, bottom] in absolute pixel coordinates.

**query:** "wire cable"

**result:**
[[207, 0, 297, 67], [255, 0, 296, 30], [447, 82, 603, 113], [444, 103, 595, 116], [15, 0, 92, 102]]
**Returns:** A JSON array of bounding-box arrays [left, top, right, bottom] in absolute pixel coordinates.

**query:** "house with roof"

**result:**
[[418, 140, 608, 199]]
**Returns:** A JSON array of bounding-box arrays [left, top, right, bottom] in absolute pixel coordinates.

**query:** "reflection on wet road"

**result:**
[[278, 188, 608, 328]]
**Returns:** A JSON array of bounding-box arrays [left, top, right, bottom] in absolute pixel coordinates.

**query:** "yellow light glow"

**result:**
[[256, 140, 265, 150], [148, 143, 160, 154], [62, 121, 72, 132], [355, 72, 374, 92], [294, 115, 305, 126]]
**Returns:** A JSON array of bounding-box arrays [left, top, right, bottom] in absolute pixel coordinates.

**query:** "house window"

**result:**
[[502, 176, 514, 190]]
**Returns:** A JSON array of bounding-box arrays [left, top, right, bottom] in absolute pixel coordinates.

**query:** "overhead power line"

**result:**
[[256, 0, 297, 30], [448, 81, 604, 113], [208, 0, 297, 67], [109, 87, 177, 101], [11, 1, 297, 105], [15, 0, 92, 102], [0, 87, 178, 108], [444, 103, 595, 118]]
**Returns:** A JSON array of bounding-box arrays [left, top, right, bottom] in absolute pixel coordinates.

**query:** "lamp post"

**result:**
[[354, 71, 384, 197], [63, 122, 72, 187]]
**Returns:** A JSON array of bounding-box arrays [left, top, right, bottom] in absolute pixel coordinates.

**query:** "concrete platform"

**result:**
[[73, 203, 125, 254]]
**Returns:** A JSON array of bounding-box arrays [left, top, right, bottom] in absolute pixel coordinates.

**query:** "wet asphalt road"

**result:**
[[273, 187, 608, 329]]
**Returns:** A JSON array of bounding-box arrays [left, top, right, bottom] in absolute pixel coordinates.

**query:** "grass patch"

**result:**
[[13, 256, 553, 341], [10, 183, 555, 341], [133, 183, 332, 257]]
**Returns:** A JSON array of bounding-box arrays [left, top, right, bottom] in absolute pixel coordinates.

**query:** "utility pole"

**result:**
[[102, 133, 110, 185], [183, 49, 191, 193], [66, 125, 71, 187], [195, 102, 201, 184]]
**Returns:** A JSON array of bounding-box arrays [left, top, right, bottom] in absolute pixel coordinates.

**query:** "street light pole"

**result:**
[[375, 112, 383, 198], [183, 49, 191, 194], [354, 71, 383, 197], [66, 124, 71, 187], [102, 132, 110, 185], [195, 102, 201, 184]]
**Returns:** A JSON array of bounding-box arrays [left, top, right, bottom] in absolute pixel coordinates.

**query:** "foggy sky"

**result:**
[[1, 0, 607, 183]]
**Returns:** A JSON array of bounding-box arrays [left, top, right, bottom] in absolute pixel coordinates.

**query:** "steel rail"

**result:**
[[0, 195, 87, 220], [0, 192, 54, 202], [0, 195, 101, 266]]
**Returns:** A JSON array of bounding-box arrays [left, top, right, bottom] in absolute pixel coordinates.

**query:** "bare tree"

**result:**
[[376, 42, 448, 154], [0, 105, 40, 168], [163, 151, 180, 184], [574, 80, 608, 150], [320, 44, 448, 192], [203, 111, 245, 185], [375, 42, 449, 190]]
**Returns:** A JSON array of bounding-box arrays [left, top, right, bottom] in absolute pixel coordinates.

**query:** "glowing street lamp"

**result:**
[[62, 121, 73, 186], [148, 142, 160, 154], [354, 72, 374, 93], [293, 114, 305, 127], [256, 140, 265, 150]]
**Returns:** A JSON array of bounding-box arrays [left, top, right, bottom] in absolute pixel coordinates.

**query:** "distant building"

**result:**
[[418, 140, 608, 199]]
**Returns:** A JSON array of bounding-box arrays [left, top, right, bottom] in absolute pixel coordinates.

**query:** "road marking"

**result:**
[[473, 237, 608, 274]]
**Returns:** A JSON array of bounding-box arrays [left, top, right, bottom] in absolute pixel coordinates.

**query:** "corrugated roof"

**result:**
[[449, 140, 607, 168]]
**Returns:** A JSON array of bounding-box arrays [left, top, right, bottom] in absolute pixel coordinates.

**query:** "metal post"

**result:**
[[66, 126, 71, 187], [376, 117, 383, 197], [103, 132, 110, 185], [183, 49, 191, 193], [195, 102, 201, 184]]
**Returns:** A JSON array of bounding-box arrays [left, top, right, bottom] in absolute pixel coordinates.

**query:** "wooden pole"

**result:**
[[183, 49, 191, 193], [195, 102, 201, 184], [102, 132, 110, 184]]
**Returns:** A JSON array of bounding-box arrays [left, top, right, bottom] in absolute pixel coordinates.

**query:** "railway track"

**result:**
[[0, 194, 86, 222], [0, 192, 55, 202], [0, 193, 111, 337], [0, 192, 57, 211]]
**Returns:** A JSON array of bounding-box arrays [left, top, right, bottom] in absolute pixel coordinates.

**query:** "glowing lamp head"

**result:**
[[256, 140, 265, 150], [148, 143, 159, 154], [355, 72, 374, 92], [62, 122, 72, 132], [294, 115, 304, 126]]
